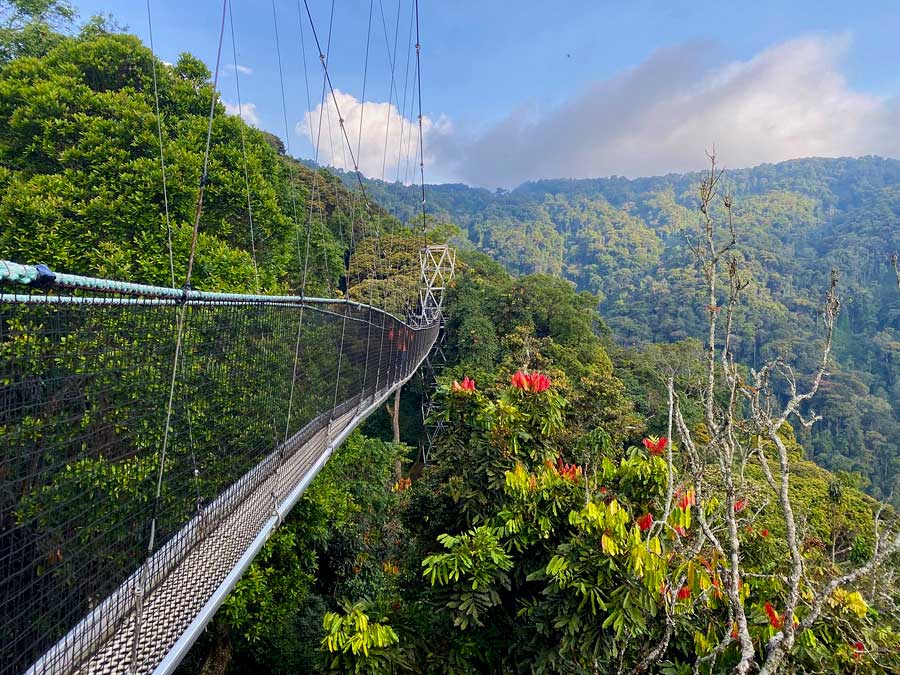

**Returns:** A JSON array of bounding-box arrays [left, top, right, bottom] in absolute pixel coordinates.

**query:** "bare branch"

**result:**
[[893, 252, 900, 292], [627, 618, 674, 675]]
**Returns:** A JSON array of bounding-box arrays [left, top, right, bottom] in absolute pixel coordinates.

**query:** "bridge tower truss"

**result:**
[[417, 245, 455, 464], [417, 244, 455, 326]]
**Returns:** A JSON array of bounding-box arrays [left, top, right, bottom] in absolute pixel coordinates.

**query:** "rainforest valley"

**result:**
[[2, 6, 900, 674], [350, 159, 900, 505]]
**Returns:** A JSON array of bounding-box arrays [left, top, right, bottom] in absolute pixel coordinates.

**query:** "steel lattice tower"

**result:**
[[416, 245, 455, 463]]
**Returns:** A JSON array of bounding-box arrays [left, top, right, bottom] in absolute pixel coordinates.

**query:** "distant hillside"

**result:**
[[337, 157, 900, 501]]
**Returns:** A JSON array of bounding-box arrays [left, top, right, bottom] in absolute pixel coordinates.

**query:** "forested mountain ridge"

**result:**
[[3, 9, 900, 673], [343, 157, 900, 502]]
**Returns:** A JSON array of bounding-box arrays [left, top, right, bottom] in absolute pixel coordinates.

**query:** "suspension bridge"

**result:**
[[0, 253, 446, 675], [0, 0, 448, 672]]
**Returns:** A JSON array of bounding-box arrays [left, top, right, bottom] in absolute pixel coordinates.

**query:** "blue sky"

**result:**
[[71, 1, 900, 187]]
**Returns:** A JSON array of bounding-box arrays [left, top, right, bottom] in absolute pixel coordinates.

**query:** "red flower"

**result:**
[[852, 641, 864, 661], [510, 371, 529, 390], [528, 372, 551, 393], [451, 376, 476, 394], [555, 457, 582, 481], [636, 513, 654, 532], [510, 371, 552, 392], [764, 601, 783, 629], [761, 529, 769, 538], [677, 586, 691, 600], [734, 499, 748, 513], [642, 436, 668, 455]]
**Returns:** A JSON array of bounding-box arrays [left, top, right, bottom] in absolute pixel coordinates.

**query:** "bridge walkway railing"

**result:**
[[0, 261, 438, 675]]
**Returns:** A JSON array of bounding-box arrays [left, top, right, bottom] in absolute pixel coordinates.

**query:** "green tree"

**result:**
[[0, 0, 75, 63]]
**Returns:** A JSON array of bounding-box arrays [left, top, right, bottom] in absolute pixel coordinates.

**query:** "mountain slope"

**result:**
[[343, 157, 900, 501]]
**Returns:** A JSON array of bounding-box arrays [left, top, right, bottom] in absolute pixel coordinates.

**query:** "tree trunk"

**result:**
[[199, 632, 233, 675], [390, 387, 401, 444], [390, 388, 402, 479]]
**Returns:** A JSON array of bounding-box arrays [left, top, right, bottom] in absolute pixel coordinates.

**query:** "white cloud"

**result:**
[[442, 35, 900, 187], [224, 63, 253, 75], [224, 101, 260, 127], [296, 90, 452, 183]]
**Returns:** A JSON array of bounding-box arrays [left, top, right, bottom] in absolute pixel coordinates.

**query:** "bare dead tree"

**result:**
[[893, 252, 899, 292], [668, 152, 900, 675], [674, 151, 757, 673]]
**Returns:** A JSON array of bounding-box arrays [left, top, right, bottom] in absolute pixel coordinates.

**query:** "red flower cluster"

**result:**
[[451, 376, 476, 394], [764, 601, 783, 629], [636, 513, 654, 532], [511, 371, 551, 393], [852, 641, 864, 661], [555, 457, 582, 481], [642, 436, 668, 455], [677, 586, 691, 600], [761, 529, 769, 538], [734, 498, 748, 513]]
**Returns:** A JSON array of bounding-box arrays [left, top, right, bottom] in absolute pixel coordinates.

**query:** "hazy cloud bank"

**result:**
[[290, 35, 899, 188], [446, 34, 900, 187]]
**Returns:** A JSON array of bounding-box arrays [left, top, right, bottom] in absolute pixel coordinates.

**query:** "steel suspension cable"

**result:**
[[147, 0, 227, 574], [315, 1, 338, 295], [355, 0, 380, 405], [304, 0, 355, 429], [395, 0, 416, 184], [228, 1, 261, 294], [293, 0, 331, 295], [414, 0, 427, 246], [301, 0, 401, 311], [350, 0, 378, 298], [377, 0, 402, 182], [301, 0, 373, 211], [272, 0, 312, 457], [272, 0, 304, 281], [133, 1, 229, 670], [403, 72, 419, 186], [146, 0, 204, 567], [184, 1, 229, 288], [375, 0, 410, 318], [145, 0, 175, 288]]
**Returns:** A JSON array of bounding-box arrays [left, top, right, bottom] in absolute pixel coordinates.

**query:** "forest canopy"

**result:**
[[2, 7, 900, 675], [348, 158, 900, 504]]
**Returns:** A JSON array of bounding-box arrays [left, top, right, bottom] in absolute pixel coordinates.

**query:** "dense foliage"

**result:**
[[173, 252, 898, 674], [3, 8, 899, 674], [0, 11, 409, 295], [348, 159, 900, 503]]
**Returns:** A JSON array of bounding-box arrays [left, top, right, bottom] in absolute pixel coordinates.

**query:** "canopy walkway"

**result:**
[[0, 260, 442, 674], [0, 0, 443, 668]]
